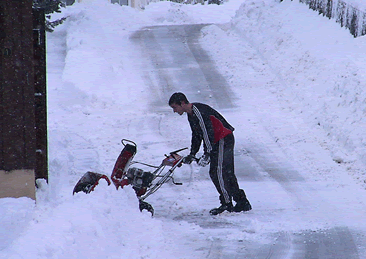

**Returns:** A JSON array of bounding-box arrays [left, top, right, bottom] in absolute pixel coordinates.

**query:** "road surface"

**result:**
[[130, 24, 366, 259]]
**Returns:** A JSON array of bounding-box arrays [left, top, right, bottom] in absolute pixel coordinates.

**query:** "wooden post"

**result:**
[[33, 8, 48, 183]]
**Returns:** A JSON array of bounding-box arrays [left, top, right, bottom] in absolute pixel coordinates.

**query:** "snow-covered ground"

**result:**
[[1, 0, 366, 258]]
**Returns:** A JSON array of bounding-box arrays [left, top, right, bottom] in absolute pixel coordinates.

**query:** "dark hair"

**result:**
[[168, 92, 189, 106]]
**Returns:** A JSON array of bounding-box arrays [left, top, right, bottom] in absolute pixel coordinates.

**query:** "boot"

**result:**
[[233, 199, 252, 212], [209, 202, 233, 215]]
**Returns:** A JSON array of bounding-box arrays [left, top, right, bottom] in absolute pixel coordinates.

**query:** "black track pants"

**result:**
[[209, 134, 247, 204]]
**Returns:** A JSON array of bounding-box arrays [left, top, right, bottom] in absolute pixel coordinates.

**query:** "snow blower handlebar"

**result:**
[[162, 147, 188, 167], [139, 155, 185, 201]]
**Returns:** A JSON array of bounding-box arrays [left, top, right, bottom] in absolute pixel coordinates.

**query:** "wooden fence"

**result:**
[[296, 0, 366, 37]]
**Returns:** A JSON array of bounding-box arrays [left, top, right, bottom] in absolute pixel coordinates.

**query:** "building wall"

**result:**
[[0, 170, 36, 199], [0, 0, 37, 200]]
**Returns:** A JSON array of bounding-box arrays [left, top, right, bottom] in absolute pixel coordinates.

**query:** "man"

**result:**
[[168, 92, 252, 215]]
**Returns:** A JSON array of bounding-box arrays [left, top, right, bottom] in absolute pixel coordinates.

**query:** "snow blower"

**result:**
[[73, 139, 187, 215]]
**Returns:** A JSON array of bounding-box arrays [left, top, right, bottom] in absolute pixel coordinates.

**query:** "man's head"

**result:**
[[169, 92, 191, 115], [168, 92, 189, 106]]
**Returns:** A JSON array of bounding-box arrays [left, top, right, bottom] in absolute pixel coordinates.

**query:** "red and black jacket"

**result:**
[[187, 103, 234, 156]]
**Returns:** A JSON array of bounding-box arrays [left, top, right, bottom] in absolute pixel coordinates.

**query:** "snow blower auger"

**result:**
[[73, 139, 187, 216]]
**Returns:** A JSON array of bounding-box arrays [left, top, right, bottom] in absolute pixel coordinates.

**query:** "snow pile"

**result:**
[[200, 0, 366, 183], [1, 184, 187, 259], [60, 2, 152, 110], [143, 0, 240, 24]]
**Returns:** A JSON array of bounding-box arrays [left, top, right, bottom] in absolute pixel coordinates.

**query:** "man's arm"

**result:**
[[190, 129, 202, 156], [182, 121, 202, 165]]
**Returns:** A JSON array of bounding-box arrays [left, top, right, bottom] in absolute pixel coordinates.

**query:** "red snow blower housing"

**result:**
[[73, 139, 187, 215], [111, 139, 137, 189]]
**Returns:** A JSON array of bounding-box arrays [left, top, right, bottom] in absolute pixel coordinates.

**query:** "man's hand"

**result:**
[[198, 153, 210, 167], [182, 154, 195, 164]]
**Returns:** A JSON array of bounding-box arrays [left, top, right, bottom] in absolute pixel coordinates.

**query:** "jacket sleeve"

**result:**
[[189, 121, 202, 156]]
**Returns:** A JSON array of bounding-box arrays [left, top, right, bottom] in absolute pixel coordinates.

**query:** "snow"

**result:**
[[1, 0, 366, 258]]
